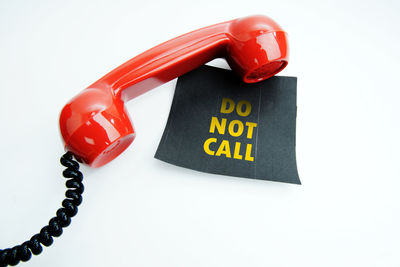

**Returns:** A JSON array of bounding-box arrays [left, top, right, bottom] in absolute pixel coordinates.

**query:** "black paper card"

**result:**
[[155, 65, 300, 184]]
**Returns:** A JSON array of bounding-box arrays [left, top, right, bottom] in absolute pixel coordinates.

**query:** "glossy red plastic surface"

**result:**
[[59, 15, 289, 167]]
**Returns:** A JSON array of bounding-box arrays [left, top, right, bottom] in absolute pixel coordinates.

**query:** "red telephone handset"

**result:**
[[60, 15, 289, 167]]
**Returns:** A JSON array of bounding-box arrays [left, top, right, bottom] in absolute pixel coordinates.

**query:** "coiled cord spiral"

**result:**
[[0, 152, 84, 266]]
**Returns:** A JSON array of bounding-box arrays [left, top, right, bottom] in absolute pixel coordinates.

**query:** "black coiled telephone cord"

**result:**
[[0, 152, 84, 266]]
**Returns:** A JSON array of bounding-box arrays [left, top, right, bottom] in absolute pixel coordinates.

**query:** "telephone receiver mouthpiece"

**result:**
[[59, 15, 289, 167]]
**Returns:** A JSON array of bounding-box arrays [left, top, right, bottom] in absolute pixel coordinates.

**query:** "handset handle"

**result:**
[[93, 22, 230, 101]]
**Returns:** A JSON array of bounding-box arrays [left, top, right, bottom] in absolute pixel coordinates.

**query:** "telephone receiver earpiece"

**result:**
[[59, 15, 289, 167]]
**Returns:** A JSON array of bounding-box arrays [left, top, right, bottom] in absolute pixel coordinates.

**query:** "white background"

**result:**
[[0, 0, 399, 266]]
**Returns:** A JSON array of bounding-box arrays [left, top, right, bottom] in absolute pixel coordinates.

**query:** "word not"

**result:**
[[203, 97, 257, 161]]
